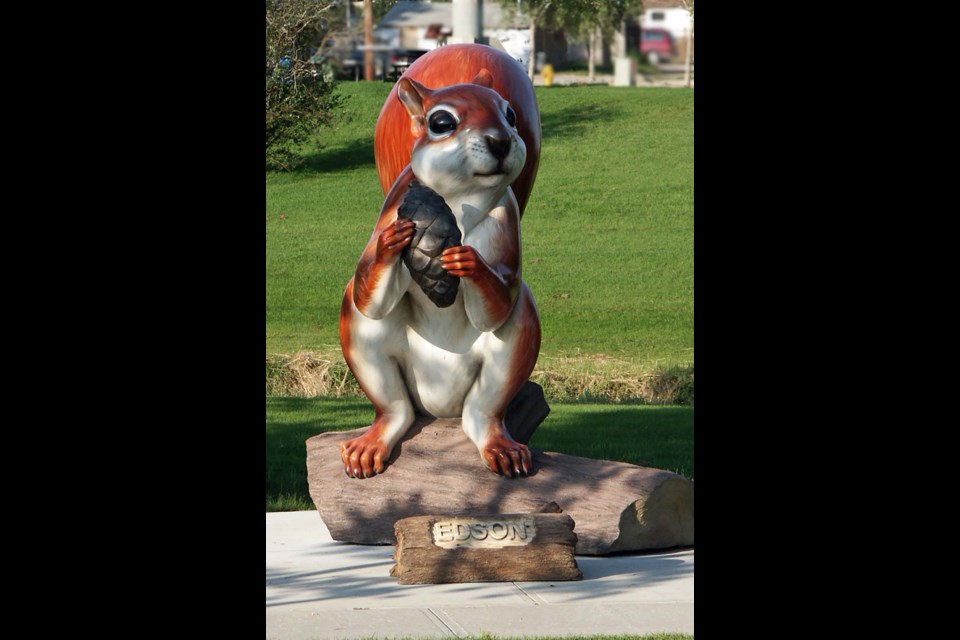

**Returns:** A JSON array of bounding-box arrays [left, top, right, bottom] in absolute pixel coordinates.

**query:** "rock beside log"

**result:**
[[306, 418, 694, 555], [504, 380, 550, 444]]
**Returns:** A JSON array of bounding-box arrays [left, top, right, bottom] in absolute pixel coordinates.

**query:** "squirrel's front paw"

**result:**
[[439, 245, 480, 278], [376, 219, 416, 262]]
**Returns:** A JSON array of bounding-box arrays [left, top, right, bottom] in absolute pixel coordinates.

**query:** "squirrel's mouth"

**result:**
[[473, 170, 506, 177]]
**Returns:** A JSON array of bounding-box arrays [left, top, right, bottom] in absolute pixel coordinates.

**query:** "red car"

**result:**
[[640, 28, 677, 64]]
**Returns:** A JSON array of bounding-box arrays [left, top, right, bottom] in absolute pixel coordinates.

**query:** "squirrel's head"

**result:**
[[397, 71, 527, 201]]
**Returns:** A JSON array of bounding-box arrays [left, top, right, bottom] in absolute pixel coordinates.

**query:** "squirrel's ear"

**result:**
[[471, 69, 494, 88], [398, 77, 430, 117]]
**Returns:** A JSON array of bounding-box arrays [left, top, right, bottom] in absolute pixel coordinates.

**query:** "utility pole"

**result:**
[[364, 0, 374, 81], [451, 0, 483, 43]]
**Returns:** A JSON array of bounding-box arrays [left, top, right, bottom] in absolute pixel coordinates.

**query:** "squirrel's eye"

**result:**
[[428, 110, 457, 135], [505, 106, 517, 128]]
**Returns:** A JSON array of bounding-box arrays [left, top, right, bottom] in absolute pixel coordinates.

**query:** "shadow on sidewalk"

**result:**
[[267, 539, 692, 608]]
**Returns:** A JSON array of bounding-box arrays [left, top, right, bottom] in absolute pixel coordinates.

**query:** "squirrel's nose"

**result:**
[[485, 135, 511, 160]]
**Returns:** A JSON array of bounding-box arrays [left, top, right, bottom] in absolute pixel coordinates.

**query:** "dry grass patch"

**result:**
[[266, 350, 692, 404], [265, 351, 361, 397]]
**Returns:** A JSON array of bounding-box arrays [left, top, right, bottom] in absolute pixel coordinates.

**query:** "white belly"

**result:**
[[403, 330, 479, 417], [401, 288, 484, 417]]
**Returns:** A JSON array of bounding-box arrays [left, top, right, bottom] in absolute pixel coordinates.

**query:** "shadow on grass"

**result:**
[[528, 404, 693, 479], [296, 137, 376, 174], [539, 101, 625, 141], [266, 397, 373, 511]]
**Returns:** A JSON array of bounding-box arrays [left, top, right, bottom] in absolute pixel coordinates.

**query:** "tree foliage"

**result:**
[[581, 1, 644, 40], [502, 1, 643, 38], [563, 1, 643, 81], [373, 0, 400, 21], [500, 0, 644, 78], [499, 1, 587, 79], [266, 0, 345, 170], [372, 0, 451, 21]]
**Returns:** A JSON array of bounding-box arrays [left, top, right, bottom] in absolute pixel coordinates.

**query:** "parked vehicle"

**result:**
[[640, 28, 677, 64], [313, 44, 427, 81]]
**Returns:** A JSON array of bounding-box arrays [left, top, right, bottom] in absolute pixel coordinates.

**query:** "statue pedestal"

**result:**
[[306, 418, 694, 555]]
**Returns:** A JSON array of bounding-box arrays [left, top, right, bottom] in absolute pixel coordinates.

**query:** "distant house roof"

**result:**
[[379, 1, 514, 29]]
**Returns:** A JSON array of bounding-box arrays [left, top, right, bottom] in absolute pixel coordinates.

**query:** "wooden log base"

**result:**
[[390, 512, 582, 584], [307, 417, 694, 555]]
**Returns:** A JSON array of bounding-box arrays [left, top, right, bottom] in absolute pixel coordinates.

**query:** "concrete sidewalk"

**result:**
[[532, 71, 693, 88], [267, 511, 694, 639]]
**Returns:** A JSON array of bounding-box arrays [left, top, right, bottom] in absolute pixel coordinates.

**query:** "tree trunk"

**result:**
[[588, 29, 596, 83], [528, 15, 537, 82]]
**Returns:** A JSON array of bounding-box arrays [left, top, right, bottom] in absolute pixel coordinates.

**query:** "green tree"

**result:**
[[372, 0, 451, 21], [585, 0, 643, 82], [501, 1, 642, 81], [266, 0, 345, 170], [500, 1, 584, 80], [373, 0, 399, 21], [565, 1, 643, 82]]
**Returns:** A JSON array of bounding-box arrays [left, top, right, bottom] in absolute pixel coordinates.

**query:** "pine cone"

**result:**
[[397, 180, 462, 308]]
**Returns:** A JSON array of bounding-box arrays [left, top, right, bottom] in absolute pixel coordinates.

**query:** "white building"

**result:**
[[640, 0, 694, 43]]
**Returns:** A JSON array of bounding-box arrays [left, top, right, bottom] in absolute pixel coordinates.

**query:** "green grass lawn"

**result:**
[[267, 398, 693, 511], [266, 82, 693, 370]]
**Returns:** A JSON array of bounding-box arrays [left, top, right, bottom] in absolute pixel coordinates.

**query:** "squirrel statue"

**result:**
[[338, 44, 542, 479]]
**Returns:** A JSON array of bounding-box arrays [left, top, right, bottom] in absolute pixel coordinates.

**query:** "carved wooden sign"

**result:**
[[391, 512, 581, 584], [432, 517, 536, 549]]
